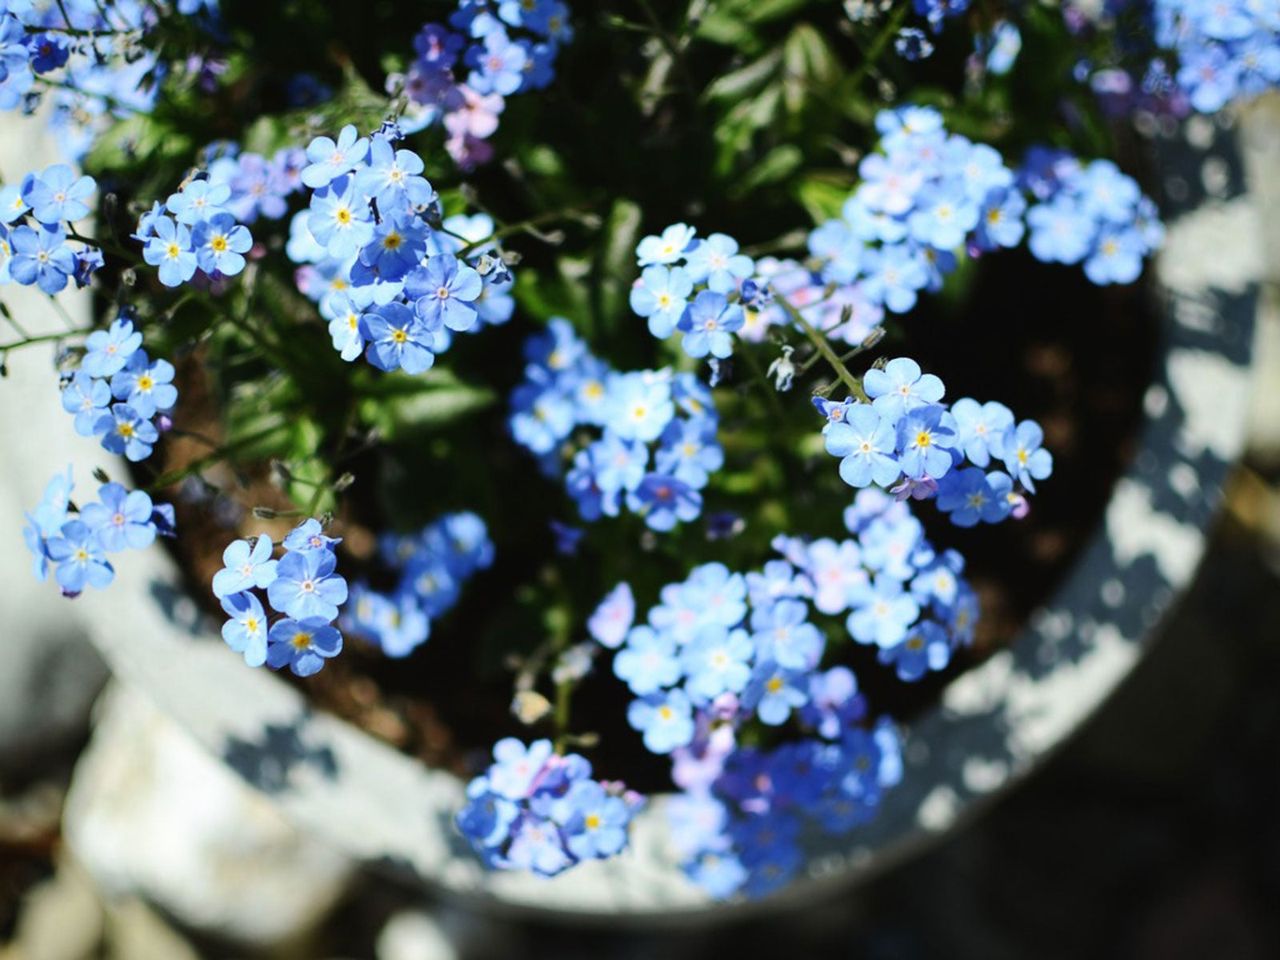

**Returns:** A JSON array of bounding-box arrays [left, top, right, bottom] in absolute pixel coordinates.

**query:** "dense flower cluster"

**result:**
[[818, 357, 1053, 523], [286, 124, 513, 373], [135, 176, 256, 287], [629, 223, 760, 361], [343, 512, 494, 658], [205, 143, 308, 225], [456, 738, 643, 876], [23, 469, 174, 596], [1154, 0, 1280, 112], [61, 314, 176, 463], [212, 519, 348, 677], [0, 1, 215, 160], [583, 489, 965, 895], [397, 0, 573, 168], [0, 163, 102, 294], [509, 318, 722, 531], [1020, 150, 1163, 285]]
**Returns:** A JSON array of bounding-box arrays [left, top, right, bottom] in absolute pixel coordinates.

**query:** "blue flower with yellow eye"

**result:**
[[679, 290, 743, 359], [627, 688, 695, 753], [221, 591, 269, 667], [94, 404, 159, 462], [45, 520, 114, 595], [363, 302, 436, 374], [266, 617, 343, 677]]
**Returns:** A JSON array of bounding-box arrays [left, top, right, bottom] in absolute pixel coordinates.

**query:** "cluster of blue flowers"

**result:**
[[740, 106, 1162, 360], [0, 1, 212, 161], [456, 737, 644, 876], [211, 519, 349, 677], [135, 175, 257, 288], [629, 223, 763, 362], [285, 124, 513, 374], [0, 163, 102, 294], [398, 0, 573, 168], [818, 357, 1052, 524], [205, 143, 307, 225], [509, 318, 723, 531], [1020, 150, 1164, 286], [580, 488, 968, 895], [24, 469, 174, 597], [1153, 0, 1280, 112], [343, 512, 494, 658], [60, 314, 177, 463]]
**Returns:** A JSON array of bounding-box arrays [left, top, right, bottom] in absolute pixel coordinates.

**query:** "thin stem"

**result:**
[[849, 2, 911, 94], [769, 286, 867, 400], [0, 330, 79, 353], [147, 423, 289, 490]]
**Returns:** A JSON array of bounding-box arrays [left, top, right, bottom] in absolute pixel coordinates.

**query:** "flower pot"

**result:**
[[6, 113, 1263, 927]]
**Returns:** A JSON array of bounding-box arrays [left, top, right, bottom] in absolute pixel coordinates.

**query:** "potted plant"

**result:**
[[1, 0, 1268, 920]]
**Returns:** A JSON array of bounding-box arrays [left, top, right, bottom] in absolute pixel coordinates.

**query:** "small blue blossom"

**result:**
[[679, 290, 743, 359], [683, 232, 754, 294], [45, 519, 114, 595], [878, 620, 952, 681], [936, 468, 1013, 526], [82, 317, 143, 378], [9, 224, 74, 294], [211, 535, 279, 599], [743, 662, 808, 726], [220, 591, 269, 667], [80, 483, 156, 552], [629, 264, 693, 338], [627, 688, 695, 753], [823, 404, 901, 488], [267, 548, 349, 621], [587, 582, 634, 649], [192, 213, 252, 276], [409, 254, 483, 331], [142, 217, 199, 287], [266, 617, 343, 677], [681, 625, 754, 701], [301, 125, 370, 189], [61, 371, 111, 436], [863, 357, 945, 419], [614, 625, 681, 695], [94, 404, 159, 462], [22, 164, 94, 224], [363, 302, 436, 374], [636, 222, 696, 266], [109, 353, 177, 418], [998, 419, 1054, 492], [846, 576, 920, 648], [749, 599, 825, 671]]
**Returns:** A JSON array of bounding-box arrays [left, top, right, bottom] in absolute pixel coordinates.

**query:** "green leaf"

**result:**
[[703, 49, 782, 103], [729, 144, 802, 199], [794, 172, 853, 223], [357, 374, 495, 440], [596, 199, 643, 332]]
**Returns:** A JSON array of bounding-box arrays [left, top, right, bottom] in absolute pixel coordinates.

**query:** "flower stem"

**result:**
[[768, 287, 868, 401]]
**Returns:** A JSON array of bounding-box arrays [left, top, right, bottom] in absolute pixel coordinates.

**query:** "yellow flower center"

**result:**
[[336, 207, 353, 226], [290, 631, 312, 650], [211, 234, 229, 253], [766, 676, 784, 694], [392, 328, 408, 344]]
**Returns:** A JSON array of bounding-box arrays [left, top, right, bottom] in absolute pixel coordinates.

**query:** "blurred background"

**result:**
[[2, 65, 1280, 960]]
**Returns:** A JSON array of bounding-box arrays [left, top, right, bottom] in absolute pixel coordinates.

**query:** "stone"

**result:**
[[63, 685, 355, 948]]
